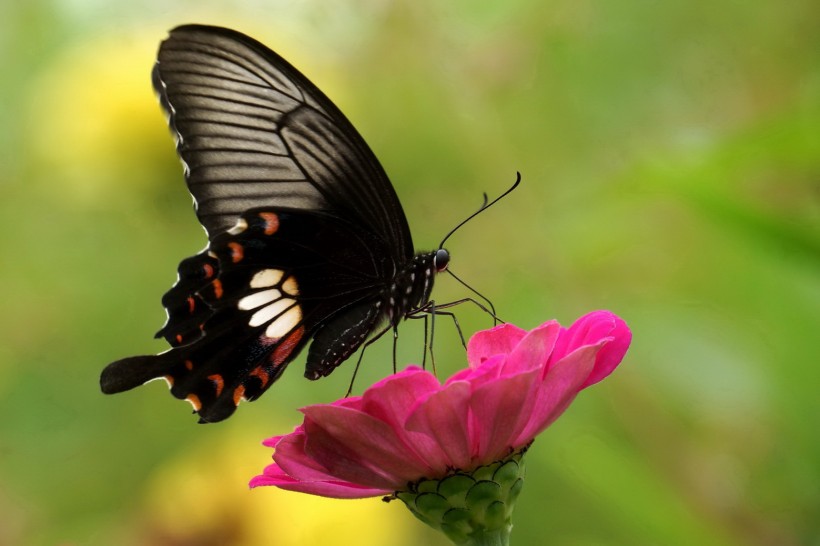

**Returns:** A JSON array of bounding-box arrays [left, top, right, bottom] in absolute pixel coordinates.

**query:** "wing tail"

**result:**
[[100, 354, 172, 394]]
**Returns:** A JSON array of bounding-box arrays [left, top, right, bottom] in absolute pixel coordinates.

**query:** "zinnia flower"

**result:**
[[251, 310, 631, 544]]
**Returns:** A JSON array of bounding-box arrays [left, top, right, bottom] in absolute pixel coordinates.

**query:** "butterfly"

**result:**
[[100, 24, 515, 423]]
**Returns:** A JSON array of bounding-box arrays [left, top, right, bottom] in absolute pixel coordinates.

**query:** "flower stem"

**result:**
[[457, 526, 511, 546]]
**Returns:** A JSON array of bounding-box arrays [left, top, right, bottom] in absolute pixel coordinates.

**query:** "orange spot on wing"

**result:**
[[187, 296, 196, 314], [259, 212, 279, 235], [272, 326, 305, 366], [186, 394, 202, 411], [228, 242, 244, 263], [184, 359, 194, 371], [202, 263, 215, 279], [175, 334, 183, 344], [164, 375, 174, 386], [208, 374, 225, 397], [212, 279, 224, 299], [233, 385, 246, 406], [250, 366, 271, 388]]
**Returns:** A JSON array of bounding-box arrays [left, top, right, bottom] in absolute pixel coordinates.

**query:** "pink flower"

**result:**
[[251, 311, 631, 499]]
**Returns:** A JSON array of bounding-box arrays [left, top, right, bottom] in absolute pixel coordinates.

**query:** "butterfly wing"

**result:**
[[101, 25, 415, 421], [102, 208, 391, 422], [153, 24, 412, 256]]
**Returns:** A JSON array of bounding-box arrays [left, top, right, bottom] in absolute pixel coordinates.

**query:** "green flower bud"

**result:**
[[391, 449, 527, 546]]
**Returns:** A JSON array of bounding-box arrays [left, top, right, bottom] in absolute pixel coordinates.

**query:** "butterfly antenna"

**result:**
[[445, 268, 498, 321], [439, 172, 522, 249]]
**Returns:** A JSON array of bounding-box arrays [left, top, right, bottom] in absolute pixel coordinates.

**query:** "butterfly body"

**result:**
[[100, 25, 451, 422]]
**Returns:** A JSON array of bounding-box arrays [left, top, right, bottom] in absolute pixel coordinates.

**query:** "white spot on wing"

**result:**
[[282, 276, 299, 296], [228, 218, 248, 235], [249, 298, 295, 327], [238, 288, 281, 311], [250, 269, 284, 289], [265, 305, 303, 339]]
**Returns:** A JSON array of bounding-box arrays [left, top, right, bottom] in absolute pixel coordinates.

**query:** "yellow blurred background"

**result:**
[[1, 1, 818, 545]]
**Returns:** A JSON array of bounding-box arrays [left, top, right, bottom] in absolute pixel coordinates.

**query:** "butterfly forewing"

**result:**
[[154, 24, 412, 257]]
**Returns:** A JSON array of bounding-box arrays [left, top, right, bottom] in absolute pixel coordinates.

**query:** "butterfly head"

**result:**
[[434, 248, 450, 272]]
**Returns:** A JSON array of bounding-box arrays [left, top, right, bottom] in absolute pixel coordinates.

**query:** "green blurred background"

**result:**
[[1, 1, 818, 544]]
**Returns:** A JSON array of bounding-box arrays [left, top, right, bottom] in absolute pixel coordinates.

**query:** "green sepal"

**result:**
[[391, 449, 527, 546]]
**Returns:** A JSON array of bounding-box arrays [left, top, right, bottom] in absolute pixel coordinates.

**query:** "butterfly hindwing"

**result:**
[[305, 301, 383, 380], [102, 208, 396, 422], [155, 252, 218, 347]]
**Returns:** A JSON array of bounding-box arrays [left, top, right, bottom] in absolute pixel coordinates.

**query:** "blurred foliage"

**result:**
[[1, 0, 818, 545]]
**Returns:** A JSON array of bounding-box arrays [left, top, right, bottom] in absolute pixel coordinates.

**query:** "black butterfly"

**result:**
[[100, 25, 513, 423]]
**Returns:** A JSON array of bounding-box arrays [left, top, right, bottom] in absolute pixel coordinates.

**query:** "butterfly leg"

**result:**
[[392, 326, 400, 374], [408, 301, 446, 375], [427, 306, 437, 375], [443, 269, 501, 325], [407, 300, 474, 373], [419, 300, 467, 351], [432, 309, 467, 349], [429, 297, 504, 325], [421, 314, 429, 370], [343, 322, 392, 397], [406, 304, 436, 373]]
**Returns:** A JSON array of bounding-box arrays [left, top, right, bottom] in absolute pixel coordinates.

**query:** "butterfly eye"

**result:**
[[434, 248, 450, 271]]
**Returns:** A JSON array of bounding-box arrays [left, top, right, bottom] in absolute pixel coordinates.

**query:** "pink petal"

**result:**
[[332, 395, 365, 410], [253, 429, 391, 498], [358, 367, 451, 469], [250, 463, 389, 498], [261, 433, 288, 448], [405, 380, 473, 471], [502, 320, 561, 375], [582, 314, 631, 388], [445, 355, 502, 385], [513, 343, 602, 446], [360, 367, 441, 433], [470, 367, 542, 463], [448, 353, 507, 389], [547, 311, 631, 388], [271, 430, 343, 484], [302, 405, 433, 488], [550, 311, 618, 364], [466, 323, 528, 367]]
